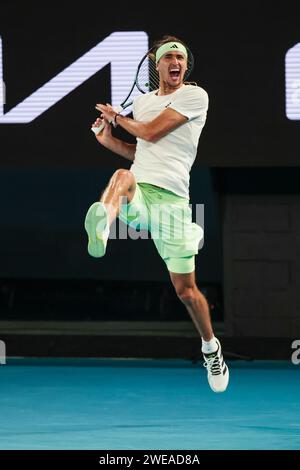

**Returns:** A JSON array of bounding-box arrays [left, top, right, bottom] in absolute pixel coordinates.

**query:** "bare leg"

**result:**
[[169, 271, 230, 392], [169, 271, 214, 341], [100, 169, 136, 226]]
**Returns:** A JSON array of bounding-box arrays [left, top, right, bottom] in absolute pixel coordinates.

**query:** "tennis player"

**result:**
[[85, 35, 229, 392]]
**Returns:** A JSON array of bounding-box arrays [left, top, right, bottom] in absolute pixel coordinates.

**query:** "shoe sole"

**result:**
[[84, 202, 108, 258]]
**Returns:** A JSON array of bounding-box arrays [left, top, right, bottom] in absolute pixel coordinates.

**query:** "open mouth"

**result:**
[[169, 68, 180, 80]]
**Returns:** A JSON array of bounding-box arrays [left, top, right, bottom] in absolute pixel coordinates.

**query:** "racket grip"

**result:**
[[91, 106, 123, 135], [91, 121, 105, 135]]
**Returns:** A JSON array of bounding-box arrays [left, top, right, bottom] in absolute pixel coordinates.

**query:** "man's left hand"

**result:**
[[95, 103, 117, 125]]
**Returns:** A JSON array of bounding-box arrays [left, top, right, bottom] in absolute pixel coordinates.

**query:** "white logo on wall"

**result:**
[[0, 340, 6, 365], [286, 43, 300, 120], [0, 32, 148, 123]]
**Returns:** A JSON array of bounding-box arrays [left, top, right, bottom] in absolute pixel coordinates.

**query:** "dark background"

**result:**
[[0, 2, 299, 328], [0, 2, 299, 168]]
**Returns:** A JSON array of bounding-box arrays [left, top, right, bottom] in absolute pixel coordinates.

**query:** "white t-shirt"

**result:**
[[130, 84, 209, 199]]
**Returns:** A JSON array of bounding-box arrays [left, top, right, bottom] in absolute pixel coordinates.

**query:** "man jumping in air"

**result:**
[[85, 35, 229, 393]]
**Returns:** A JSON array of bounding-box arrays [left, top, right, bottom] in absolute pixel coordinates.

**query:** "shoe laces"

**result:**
[[203, 350, 222, 376]]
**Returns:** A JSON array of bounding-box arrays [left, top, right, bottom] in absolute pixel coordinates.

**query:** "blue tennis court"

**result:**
[[0, 359, 299, 450]]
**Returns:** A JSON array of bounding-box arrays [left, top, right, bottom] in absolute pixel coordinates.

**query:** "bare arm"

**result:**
[[92, 117, 136, 162], [96, 104, 188, 142]]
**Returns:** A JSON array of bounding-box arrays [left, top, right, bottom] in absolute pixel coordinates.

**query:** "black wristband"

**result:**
[[113, 113, 119, 127]]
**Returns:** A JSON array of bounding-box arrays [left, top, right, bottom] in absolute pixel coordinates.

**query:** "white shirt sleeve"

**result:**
[[168, 86, 209, 121]]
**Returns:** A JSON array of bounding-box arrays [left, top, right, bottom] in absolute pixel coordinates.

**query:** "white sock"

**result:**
[[201, 336, 218, 354]]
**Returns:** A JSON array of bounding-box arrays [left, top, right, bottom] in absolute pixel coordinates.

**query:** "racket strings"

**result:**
[[136, 57, 160, 93]]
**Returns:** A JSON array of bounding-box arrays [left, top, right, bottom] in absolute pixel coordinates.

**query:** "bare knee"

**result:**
[[111, 169, 133, 185], [109, 169, 135, 194], [175, 284, 198, 306]]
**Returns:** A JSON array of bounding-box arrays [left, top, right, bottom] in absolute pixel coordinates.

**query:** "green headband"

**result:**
[[155, 42, 188, 64]]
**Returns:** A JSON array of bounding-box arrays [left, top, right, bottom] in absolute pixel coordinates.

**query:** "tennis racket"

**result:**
[[91, 46, 194, 135]]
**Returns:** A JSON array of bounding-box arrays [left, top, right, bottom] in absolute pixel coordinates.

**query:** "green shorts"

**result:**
[[118, 182, 203, 273]]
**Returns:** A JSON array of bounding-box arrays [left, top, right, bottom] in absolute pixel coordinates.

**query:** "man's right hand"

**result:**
[[91, 116, 136, 161], [91, 118, 112, 145]]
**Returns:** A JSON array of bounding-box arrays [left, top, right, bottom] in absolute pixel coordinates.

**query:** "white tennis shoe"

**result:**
[[203, 338, 229, 393]]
